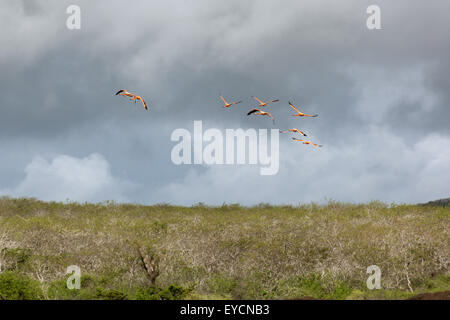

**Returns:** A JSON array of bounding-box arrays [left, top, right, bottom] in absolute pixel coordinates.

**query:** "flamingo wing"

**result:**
[[140, 97, 148, 110], [252, 96, 264, 104], [220, 96, 228, 104], [247, 108, 261, 115], [288, 101, 301, 113]]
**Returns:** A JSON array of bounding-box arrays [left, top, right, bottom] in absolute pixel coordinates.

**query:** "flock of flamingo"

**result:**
[[115, 89, 322, 148], [221, 95, 322, 148]]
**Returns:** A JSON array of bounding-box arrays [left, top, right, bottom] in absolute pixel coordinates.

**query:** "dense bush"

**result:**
[[135, 285, 192, 300], [0, 197, 448, 299], [0, 271, 43, 300], [96, 288, 128, 300]]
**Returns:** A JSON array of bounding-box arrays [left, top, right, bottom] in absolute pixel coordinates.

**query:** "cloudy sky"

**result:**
[[1, 0, 449, 205]]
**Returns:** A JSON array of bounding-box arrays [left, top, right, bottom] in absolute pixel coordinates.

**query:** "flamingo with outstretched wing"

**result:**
[[288, 101, 317, 117], [280, 128, 308, 136], [292, 138, 322, 147], [220, 96, 242, 108], [247, 108, 275, 124], [116, 89, 148, 110], [252, 96, 279, 107]]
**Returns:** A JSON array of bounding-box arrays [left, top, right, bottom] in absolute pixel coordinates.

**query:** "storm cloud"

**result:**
[[0, 0, 449, 205]]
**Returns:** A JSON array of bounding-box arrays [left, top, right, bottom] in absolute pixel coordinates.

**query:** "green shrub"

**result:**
[[1, 248, 32, 271], [47, 274, 99, 300], [208, 275, 237, 295], [0, 271, 43, 300], [281, 274, 353, 300], [96, 288, 128, 300], [135, 284, 192, 300]]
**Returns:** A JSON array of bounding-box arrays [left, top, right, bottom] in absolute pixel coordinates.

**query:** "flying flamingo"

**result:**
[[280, 128, 307, 136], [292, 138, 322, 147], [252, 96, 279, 107], [220, 96, 242, 108], [247, 108, 275, 124], [288, 101, 317, 117], [115, 89, 148, 110]]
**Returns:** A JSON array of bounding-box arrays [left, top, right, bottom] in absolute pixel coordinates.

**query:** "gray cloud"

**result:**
[[0, 0, 449, 204], [0, 153, 134, 202]]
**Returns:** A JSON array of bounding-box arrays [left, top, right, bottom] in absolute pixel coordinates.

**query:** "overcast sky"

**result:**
[[0, 0, 449, 205]]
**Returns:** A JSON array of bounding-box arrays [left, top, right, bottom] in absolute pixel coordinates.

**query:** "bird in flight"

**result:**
[[280, 128, 307, 136], [115, 89, 148, 110], [252, 96, 279, 107], [292, 138, 322, 147], [289, 101, 317, 117], [247, 108, 275, 124], [220, 96, 242, 108]]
